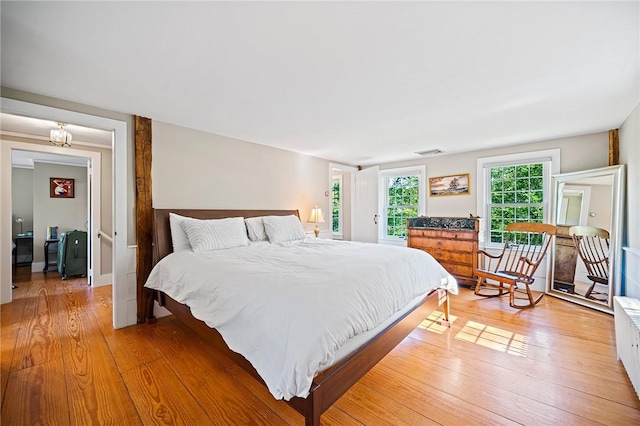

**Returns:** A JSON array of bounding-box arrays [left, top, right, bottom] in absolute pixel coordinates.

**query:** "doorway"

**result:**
[[10, 148, 98, 285], [329, 163, 357, 241], [1, 97, 132, 329]]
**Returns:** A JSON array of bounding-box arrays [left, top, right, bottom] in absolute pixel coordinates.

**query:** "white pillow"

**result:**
[[245, 216, 268, 242], [169, 212, 192, 252], [262, 215, 306, 244], [181, 217, 249, 252]]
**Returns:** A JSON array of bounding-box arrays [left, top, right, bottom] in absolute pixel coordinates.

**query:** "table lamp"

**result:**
[[307, 206, 325, 237]]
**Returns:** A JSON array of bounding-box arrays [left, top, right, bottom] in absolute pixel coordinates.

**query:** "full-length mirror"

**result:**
[[548, 165, 625, 313]]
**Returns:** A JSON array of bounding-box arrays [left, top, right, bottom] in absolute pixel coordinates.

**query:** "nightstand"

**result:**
[[14, 234, 33, 267]]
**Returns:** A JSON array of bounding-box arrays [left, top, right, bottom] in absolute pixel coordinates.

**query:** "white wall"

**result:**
[[32, 162, 88, 263], [152, 121, 331, 233], [620, 103, 640, 298], [11, 167, 33, 238]]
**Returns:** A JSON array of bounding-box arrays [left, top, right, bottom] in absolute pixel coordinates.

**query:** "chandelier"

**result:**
[[49, 122, 72, 147]]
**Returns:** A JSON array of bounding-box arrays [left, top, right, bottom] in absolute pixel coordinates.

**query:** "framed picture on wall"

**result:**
[[50, 177, 75, 198], [429, 173, 470, 196]]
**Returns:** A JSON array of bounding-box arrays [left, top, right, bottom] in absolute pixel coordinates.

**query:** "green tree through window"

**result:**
[[489, 163, 544, 243], [332, 179, 341, 233], [385, 176, 419, 238]]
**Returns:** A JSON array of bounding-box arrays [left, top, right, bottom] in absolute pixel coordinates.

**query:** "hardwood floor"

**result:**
[[2, 269, 639, 425]]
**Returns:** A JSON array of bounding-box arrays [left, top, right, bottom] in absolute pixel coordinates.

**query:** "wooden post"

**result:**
[[135, 116, 155, 324], [609, 129, 619, 166]]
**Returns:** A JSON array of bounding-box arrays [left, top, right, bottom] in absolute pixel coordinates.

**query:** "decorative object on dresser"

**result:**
[[407, 216, 479, 287]]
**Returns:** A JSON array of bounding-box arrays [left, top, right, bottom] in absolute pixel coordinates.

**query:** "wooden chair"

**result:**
[[569, 226, 610, 300], [474, 223, 556, 309]]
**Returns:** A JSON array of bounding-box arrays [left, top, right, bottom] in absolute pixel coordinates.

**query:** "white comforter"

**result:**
[[144, 238, 457, 400]]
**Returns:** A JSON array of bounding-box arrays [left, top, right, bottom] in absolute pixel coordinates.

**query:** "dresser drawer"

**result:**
[[410, 237, 475, 252], [440, 262, 474, 278], [408, 229, 477, 241], [426, 249, 474, 264]]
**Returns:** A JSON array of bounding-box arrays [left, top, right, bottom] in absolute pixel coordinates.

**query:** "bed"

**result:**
[[145, 208, 455, 425]]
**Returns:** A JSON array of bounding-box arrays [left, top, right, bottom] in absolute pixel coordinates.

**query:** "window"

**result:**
[[380, 166, 426, 242], [332, 175, 342, 237], [477, 149, 559, 247], [489, 163, 544, 243]]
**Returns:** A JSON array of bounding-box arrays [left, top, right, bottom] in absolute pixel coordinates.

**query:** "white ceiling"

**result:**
[[1, 2, 638, 166]]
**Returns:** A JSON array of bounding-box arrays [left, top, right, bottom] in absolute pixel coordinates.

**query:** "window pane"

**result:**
[[516, 165, 530, 178], [516, 190, 529, 203], [504, 191, 516, 203], [530, 206, 543, 221], [530, 163, 543, 176], [384, 174, 420, 239], [530, 177, 543, 190], [516, 206, 529, 220]]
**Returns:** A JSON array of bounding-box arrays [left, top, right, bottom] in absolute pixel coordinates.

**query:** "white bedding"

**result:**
[[144, 238, 457, 400]]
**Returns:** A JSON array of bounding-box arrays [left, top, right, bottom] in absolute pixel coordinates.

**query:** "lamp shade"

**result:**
[[307, 206, 325, 223]]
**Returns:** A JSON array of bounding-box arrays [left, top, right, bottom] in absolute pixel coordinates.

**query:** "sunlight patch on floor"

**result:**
[[417, 311, 457, 334], [455, 320, 529, 357]]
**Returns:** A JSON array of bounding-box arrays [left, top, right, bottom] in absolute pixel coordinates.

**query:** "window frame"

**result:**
[[476, 149, 560, 249], [379, 166, 426, 245], [331, 174, 343, 239]]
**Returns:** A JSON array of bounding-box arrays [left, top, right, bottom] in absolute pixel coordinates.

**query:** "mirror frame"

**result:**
[[547, 164, 625, 314]]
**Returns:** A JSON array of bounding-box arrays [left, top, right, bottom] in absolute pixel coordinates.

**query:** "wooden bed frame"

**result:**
[[150, 208, 451, 426]]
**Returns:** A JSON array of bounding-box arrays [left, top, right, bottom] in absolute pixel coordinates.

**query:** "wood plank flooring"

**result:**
[[2, 268, 639, 425]]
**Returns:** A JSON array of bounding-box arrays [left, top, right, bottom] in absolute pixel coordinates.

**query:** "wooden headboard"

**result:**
[[152, 209, 300, 265]]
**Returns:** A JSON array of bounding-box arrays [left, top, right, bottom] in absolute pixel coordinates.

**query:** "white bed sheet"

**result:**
[[145, 238, 457, 400]]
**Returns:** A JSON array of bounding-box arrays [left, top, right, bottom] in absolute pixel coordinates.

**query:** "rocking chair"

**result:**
[[569, 226, 610, 301], [474, 223, 556, 309]]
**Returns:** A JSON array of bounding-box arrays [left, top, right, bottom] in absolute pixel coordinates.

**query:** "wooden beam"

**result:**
[[609, 129, 619, 166], [135, 116, 154, 324]]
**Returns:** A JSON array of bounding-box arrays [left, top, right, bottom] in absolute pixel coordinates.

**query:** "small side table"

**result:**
[[14, 235, 33, 267], [43, 239, 59, 273]]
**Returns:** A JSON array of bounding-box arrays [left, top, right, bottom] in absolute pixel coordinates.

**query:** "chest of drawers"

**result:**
[[407, 217, 479, 287]]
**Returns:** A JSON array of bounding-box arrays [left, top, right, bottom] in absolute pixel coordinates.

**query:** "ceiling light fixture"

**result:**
[[49, 122, 72, 147]]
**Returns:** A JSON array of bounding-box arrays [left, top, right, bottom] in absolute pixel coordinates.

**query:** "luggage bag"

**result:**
[[57, 230, 88, 280]]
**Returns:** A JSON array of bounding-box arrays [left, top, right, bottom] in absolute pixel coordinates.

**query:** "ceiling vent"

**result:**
[[415, 149, 443, 156]]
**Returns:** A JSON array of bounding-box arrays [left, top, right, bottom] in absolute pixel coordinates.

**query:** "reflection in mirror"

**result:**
[[548, 165, 625, 313]]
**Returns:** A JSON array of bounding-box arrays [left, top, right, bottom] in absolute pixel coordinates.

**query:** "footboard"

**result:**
[[291, 287, 450, 426]]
